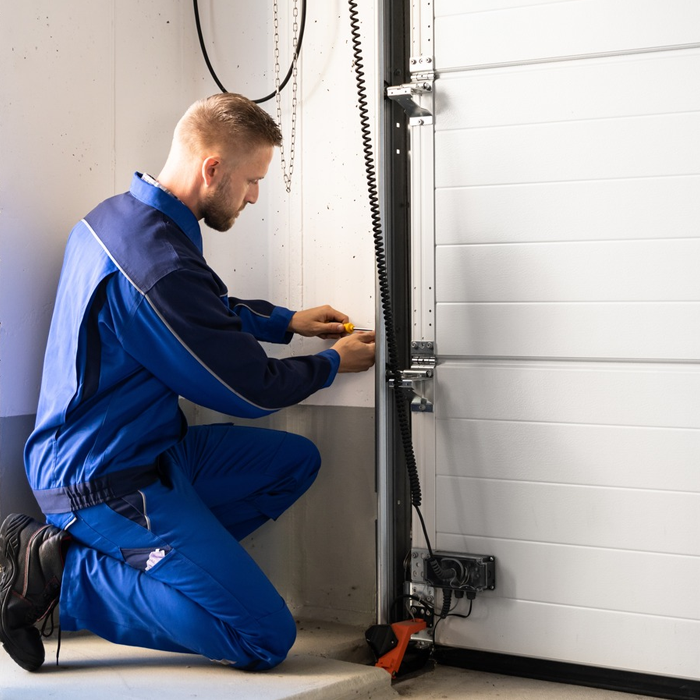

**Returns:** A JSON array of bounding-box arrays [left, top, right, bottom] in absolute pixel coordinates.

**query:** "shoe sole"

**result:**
[[0, 514, 44, 671]]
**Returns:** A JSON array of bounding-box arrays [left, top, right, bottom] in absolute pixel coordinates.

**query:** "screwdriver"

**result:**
[[343, 322, 373, 334]]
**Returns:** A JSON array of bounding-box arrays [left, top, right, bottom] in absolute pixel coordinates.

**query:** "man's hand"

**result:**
[[332, 332, 376, 373], [288, 305, 349, 339]]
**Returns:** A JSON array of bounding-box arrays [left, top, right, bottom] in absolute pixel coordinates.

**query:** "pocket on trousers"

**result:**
[[120, 545, 173, 572]]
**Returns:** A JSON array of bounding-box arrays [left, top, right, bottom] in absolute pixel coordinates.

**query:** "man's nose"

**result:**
[[246, 183, 259, 204]]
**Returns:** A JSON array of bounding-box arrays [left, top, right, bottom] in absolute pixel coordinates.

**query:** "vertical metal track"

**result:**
[[376, 0, 411, 624]]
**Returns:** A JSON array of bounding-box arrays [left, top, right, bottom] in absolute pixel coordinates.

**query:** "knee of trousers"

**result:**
[[280, 433, 322, 494], [238, 604, 298, 671], [294, 434, 322, 482]]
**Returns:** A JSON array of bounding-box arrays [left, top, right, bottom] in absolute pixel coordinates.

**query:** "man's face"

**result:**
[[201, 144, 274, 232]]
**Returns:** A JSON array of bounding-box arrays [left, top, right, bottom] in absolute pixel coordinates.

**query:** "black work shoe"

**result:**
[[0, 513, 69, 671]]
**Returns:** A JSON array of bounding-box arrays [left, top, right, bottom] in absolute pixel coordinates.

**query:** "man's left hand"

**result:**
[[288, 305, 349, 339]]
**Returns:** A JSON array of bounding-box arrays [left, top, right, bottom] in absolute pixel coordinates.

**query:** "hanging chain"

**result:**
[[274, 0, 299, 193]]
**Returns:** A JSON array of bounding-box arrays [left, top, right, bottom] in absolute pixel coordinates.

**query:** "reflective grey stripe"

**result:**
[[33, 464, 160, 514]]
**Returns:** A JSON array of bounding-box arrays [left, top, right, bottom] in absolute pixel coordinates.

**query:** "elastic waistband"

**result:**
[[33, 463, 160, 514]]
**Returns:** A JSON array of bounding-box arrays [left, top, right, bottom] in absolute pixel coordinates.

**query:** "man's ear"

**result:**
[[201, 156, 221, 187]]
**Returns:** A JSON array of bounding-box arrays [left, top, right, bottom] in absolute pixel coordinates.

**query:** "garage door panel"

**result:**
[[438, 534, 700, 621], [436, 476, 699, 556], [436, 419, 700, 493], [438, 0, 567, 16], [436, 240, 700, 302], [435, 0, 700, 71], [436, 303, 700, 361], [435, 175, 700, 245], [431, 595, 700, 679], [435, 363, 700, 429], [437, 50, 700, 131], [435, 113, 700, 188]]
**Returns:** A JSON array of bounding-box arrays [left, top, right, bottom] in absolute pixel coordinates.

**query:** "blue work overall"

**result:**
[[26, 175, 339, 670]]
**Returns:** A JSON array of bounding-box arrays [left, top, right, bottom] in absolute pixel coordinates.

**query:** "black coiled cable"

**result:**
[[348, 0, 436, 558]]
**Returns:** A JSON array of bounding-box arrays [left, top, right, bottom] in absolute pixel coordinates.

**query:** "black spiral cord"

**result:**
[[193, 0, 307, 104], [348, 1, 445, 577]]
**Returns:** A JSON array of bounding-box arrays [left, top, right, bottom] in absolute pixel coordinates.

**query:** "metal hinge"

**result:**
[[389, 341, 436, 412], [386, 72, 434, 126]]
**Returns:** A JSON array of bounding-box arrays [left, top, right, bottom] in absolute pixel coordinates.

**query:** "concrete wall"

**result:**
[[0, 0, 379, 625]]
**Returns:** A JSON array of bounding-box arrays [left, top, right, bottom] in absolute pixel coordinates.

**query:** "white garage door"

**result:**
[[408, 0, 700, 679]]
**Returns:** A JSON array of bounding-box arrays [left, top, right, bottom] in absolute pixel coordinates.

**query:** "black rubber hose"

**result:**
[[193, 0, 307, 104]]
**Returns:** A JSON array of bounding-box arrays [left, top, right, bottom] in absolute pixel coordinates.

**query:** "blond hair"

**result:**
[[175, 93, 282, 158]]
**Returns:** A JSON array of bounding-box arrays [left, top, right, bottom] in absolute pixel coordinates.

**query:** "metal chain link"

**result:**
[[274, 0, 299, 193]]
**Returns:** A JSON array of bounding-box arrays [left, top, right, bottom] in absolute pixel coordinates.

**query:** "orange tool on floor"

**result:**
[[373, 619, 427, 678]]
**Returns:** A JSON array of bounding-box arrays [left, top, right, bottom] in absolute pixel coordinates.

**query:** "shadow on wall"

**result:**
[[0, 415, 43, 522]]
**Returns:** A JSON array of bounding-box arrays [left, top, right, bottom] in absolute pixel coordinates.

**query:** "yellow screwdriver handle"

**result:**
[[343, 323, 373, 333]]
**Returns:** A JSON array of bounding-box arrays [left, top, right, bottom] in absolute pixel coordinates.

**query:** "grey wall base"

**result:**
[[0, 415, 43, 521]]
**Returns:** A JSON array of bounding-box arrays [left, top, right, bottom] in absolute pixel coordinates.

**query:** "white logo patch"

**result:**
[[145, 548, 166, 571]]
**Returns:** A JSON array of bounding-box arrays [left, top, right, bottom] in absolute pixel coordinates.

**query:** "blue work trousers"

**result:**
[[51, 424, 321, 670]]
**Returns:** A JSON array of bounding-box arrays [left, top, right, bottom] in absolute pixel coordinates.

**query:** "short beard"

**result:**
[[200, 174, 238, 232]]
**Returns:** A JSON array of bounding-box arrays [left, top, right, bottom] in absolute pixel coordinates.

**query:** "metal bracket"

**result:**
[[389, 341, 436, 411], [386, 82, 433, 126]]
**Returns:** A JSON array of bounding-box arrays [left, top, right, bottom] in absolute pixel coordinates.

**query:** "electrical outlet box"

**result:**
[[412, 549, 496, 593]]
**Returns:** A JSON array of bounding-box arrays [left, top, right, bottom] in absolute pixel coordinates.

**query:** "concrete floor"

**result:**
[[0, 623, 665, 700]]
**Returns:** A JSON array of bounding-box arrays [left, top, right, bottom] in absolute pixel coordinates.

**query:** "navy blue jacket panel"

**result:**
[[25, 173, 340, 501]]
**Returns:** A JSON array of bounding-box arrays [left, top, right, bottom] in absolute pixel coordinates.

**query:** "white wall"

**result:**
[[0, 1, 193, 419], [0, 0, 203, 517]]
